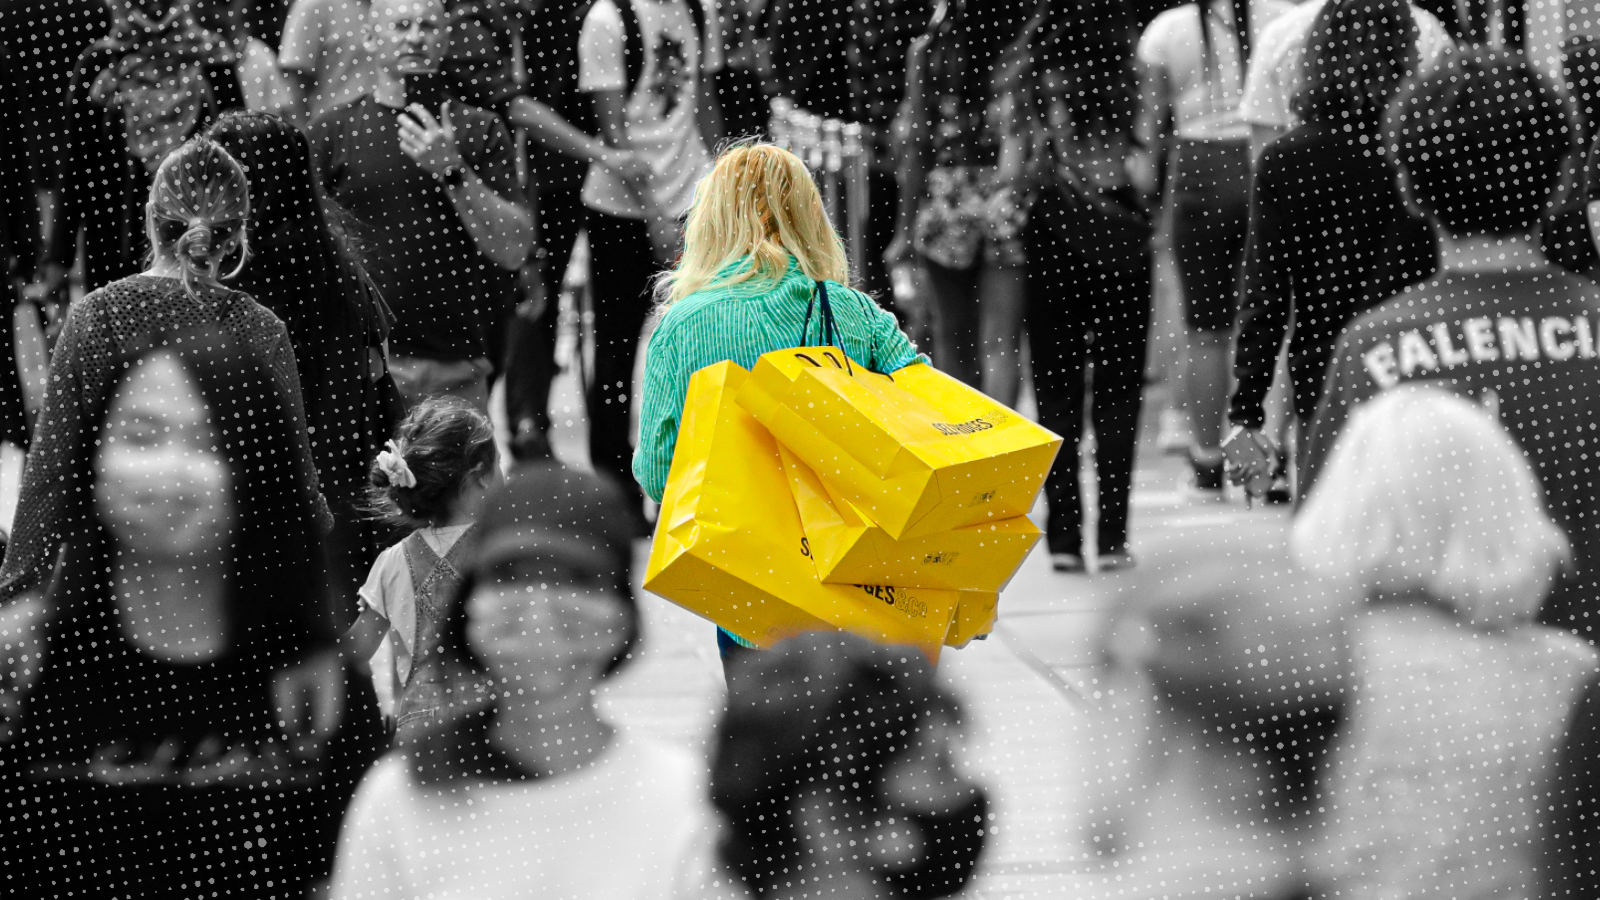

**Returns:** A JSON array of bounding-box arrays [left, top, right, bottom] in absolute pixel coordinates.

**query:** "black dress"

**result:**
[[0, 577, 382, 898]]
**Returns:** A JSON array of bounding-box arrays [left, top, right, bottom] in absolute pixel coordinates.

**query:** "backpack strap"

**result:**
[[615, 0, 645, 97], [615, 0, 708, 97]]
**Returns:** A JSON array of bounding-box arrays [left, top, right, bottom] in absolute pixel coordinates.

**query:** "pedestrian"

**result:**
[[710, 0, 772, 139], [329, 461, 717, 900], [1237, 0, 1452, 156], [1225, 0, 1433, 499], [308, 0, 534, 413], [345, 397, 497, 728], [0, 137, 331, 606], [1004, 0, 1153, 572], [1138, 0, 1292, 493], [889, 0, 1035, 406], [1302, 47, 1600, 634], [695, 632, 991, 898], [633, 144, 924, 662], [42, 0, 248, 294], [1543, 666, 1600, 900], [0, 326, 383, 899], [1293, 387, 1597, 898], [206, 110, 404, 609], [578, 0, 725, 520], [280, 0, 377, 122]]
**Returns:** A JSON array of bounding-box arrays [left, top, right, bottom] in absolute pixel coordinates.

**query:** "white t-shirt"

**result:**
[[1237, 0, 1454, 130], [280, 0, 376, 120], [578, 0, 723, 219], [357, 524, 474, 719], [239, 37, 298, 120], [1137, 0, 1295, 140], [330, 733, 716, 900]]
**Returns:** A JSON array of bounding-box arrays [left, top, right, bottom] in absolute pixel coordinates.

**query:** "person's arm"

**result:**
[[276, 0, 322, 122], [856, 288, 928, 372], [506, 95, 646, 178], [0, 297, 98, 603], [1249, 124, 1286, 163], [633, 325, 686, 505], [1230, 159, 1292, 430], [264, 326, 337, 541], [398, 103, 535, 271]]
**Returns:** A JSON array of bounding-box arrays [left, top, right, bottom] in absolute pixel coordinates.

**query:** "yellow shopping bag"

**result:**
[[737, 350, 1062, 540], [946, 592, 999, 648], [778, 444, 1041, 592], [644, 361, 967, 660]]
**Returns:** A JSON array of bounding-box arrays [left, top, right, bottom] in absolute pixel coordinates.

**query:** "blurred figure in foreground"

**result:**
[[701, 633, 991, 898], [1294, 387, 1597, 898], [0, 327, 381, 898], [331, 463, 717, 899], [1077, 515, 1355, 898]]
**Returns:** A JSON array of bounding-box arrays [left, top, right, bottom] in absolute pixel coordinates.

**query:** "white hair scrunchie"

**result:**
[[376, 440, 417, 489]]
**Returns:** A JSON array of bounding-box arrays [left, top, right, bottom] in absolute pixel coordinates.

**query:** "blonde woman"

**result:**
[[632, 143, 924, 662], [1292, 387, 1597, 899]]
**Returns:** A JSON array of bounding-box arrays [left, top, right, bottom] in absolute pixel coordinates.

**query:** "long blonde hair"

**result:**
[[658, 144, 850, 304]]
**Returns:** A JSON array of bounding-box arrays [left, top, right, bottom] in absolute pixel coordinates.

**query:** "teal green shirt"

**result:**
[[633, 257, 925, 505]]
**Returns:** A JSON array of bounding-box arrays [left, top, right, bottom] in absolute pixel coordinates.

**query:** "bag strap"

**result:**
[[800, 279, 842, 349]]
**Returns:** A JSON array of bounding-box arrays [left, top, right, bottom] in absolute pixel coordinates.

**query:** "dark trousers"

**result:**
[[1027, 222, 1152, 556], [503, 184, 584, 446], [583, 208, 656, 497]]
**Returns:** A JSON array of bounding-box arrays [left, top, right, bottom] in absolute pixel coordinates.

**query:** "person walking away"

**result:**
[[1293, 388, 1598, 898], [888, 0, 1034, 407], [0, 138, 330, 608], [309, 0, 533, 413], [1225, 0, 1433, 500], [281, 0, 376, 122], [344, 398, 497, 729], [632, 144, 923, 665], [1005, 0, 1153, 573], [330, 462, 717, 900], [711, 0, 773, 139], [578, 0, 725, 527], [42, 0, 248, 295], [1236, 0, 1452, 158], [207, 111, 405, 610], [1138, 0, 1292, 494], [1302, 47, 1600, 637]]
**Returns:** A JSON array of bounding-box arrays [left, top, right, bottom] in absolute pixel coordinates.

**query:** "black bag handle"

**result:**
[[799, 280, 852, 374]]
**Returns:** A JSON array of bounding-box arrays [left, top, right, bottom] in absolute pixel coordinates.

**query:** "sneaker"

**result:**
[[1156, 409, 1194, 455], [1051, 552, 1087, 573], [1097, 551, 1137, 572]]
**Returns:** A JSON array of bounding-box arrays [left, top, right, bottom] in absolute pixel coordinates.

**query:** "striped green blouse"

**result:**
[[632, 256, 925, 505]]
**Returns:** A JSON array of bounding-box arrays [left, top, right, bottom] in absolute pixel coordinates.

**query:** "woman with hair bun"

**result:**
[[0, 136, 330, 609]]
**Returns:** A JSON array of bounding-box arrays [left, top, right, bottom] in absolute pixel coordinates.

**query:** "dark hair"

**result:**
[[1561, 34, 1600, 143], [403, 463, 642, 785], [999, 0, 1141, 138], [710, 633, 966, 895], [924, 0, 1037, 130], [48, 325, 331, 659], [1295, 0, 1418, 123], [145, 137, 252, 298], [204, 111, 370, 342], [365, 397, 495, 529], [1387, 46, 1574, 237]]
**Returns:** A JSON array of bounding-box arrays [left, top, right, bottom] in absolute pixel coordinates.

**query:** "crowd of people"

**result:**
[[0, 0, 1598, 897]]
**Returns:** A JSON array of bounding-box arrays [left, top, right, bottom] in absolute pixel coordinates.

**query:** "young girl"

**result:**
[[632, 143, 924, 661], [348, 397, 497, 726], [331, 463, 716, 900]]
